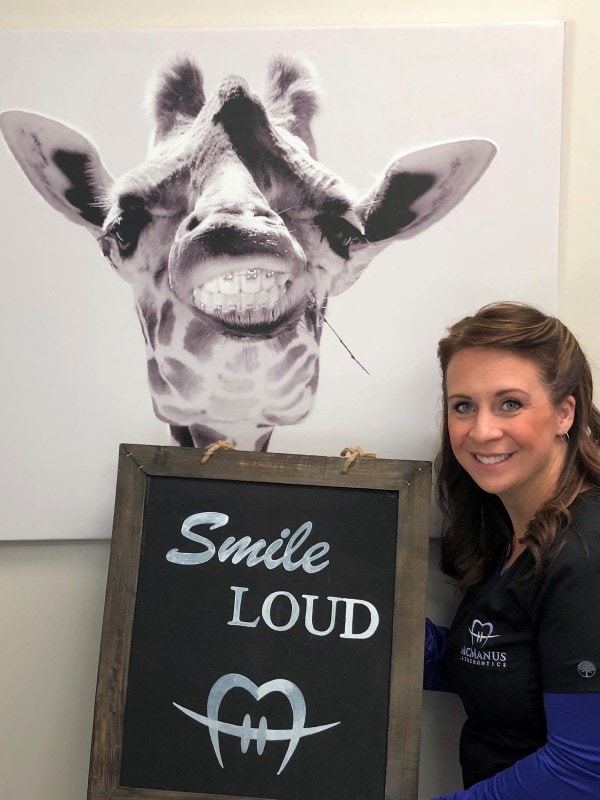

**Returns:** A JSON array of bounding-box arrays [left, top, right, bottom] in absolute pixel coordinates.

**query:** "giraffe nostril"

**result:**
[[185, 216, 200, 233]]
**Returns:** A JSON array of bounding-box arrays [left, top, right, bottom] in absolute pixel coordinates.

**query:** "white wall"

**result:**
[[1, 1, 599, 799]]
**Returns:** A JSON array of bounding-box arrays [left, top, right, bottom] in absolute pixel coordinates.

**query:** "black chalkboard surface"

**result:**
[[88, 444, 430, 800]]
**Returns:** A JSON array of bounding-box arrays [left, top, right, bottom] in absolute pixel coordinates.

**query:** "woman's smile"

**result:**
[[472, 452, 513, 465]]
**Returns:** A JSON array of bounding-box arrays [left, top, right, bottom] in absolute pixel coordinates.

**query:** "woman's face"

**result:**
[[445, 347, 575, 513]]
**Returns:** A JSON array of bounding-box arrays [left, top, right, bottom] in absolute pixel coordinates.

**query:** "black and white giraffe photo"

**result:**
[[0, 24, 564, 540]]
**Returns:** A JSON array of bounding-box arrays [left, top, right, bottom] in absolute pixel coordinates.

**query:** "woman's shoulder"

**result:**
[[550, 489, 600, 569], [528, 491, 600, 623], [569, 489, 600, 537]]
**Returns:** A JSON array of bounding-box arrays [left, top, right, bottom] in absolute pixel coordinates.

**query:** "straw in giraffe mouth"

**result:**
[[192, 267, 292, 316]]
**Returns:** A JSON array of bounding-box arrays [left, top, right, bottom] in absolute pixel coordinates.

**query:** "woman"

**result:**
[[425, 302, 600, 799]]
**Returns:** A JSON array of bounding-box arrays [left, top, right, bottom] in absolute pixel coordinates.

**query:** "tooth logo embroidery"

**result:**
[[468, 619, 499, 648], [461, 619, 507, 668], [174, 673, 340, 774]]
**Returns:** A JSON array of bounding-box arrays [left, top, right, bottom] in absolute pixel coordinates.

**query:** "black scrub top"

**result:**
[[445, 491, 600, 788]]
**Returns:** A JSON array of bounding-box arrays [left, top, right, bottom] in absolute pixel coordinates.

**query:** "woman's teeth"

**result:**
[[475, 454, 511, 465]]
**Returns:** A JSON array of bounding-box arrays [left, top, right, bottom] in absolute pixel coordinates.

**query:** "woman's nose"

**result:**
[[468, 411, 503, 442]]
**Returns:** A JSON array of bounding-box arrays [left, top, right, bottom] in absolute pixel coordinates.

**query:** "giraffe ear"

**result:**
[[0, 109, 113, 234], [330, 139, 496, 296], [360, 139, 497, 242], [263, 54, 320, 158]]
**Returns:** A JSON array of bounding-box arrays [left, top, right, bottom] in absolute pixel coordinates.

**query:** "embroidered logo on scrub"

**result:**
[[461, 619, 507, 669], [468, 619, 500, 648], [578, 661, 597, 678]]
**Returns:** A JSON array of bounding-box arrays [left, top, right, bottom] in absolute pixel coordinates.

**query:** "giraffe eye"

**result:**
[[315, 213, 366, 260], [106, 197, 151, 257]]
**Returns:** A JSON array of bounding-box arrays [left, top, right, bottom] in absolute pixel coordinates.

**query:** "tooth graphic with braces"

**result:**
[[174, 673, 340, 774]]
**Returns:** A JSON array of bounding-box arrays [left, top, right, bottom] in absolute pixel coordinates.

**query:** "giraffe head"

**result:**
[[0, 54, 495, 449]]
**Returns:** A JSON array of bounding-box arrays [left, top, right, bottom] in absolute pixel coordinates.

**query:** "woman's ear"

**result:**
[[557, 395, 576, 435]]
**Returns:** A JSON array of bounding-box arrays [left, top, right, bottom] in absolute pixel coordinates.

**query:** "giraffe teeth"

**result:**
[[205, 277, 221, 292], [220, 274, 240, 294], [193, 270, 298, 318], [262, 271, 275, 290], [241, 272, 262, 294]]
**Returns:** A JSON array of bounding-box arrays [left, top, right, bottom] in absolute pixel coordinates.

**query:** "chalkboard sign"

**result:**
[[88, 444, 430, 800]]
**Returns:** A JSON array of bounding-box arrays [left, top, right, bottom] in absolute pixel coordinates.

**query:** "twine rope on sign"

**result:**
[[339, 445, 376, 474], [199, 439, 236, 464]]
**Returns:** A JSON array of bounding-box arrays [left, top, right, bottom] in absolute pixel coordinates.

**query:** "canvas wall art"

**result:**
[[0, 23, 564, 539]]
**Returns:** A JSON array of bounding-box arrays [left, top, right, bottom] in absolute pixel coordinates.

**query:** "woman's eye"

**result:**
[[453, 401, 473, 414], [502, 399, 521, 411]]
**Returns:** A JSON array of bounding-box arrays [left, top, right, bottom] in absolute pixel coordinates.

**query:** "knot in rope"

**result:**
[[339, 445, 376, 474]]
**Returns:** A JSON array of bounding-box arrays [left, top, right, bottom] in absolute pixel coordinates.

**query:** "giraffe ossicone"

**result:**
[[0, 53, 496, 451]]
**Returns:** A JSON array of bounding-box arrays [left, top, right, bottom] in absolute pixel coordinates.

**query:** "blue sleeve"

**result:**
[[429, 692, 600, 799], [424, 618, 451, 692]]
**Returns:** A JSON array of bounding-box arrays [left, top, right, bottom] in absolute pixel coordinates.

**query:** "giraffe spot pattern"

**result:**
[[255, 430, 273, 451], [136, 305, 149, 346], [266, 344, 307, 382], [169, 425, 194, 447], [164, 357, 203, 400], [184, 317, 215, 356], [139, 297, 158, 349], [307, 366, 320, 394], [147, 358, 170, 395], [189, 423, 234, 448], [264, 388, 308, 414], [262, 404, 310, 425], [271, 327, 299, 352], [272, 354, 318, 398], [153, 266, 168, 289], [162, 404, 204, 424], [158, 300, 176, 346]]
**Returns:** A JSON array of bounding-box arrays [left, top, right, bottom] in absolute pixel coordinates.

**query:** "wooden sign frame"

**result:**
[[88, 443, 430, 800]]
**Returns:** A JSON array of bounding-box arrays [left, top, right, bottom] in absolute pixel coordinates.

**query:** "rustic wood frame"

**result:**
[[88, 443, 431, 800]]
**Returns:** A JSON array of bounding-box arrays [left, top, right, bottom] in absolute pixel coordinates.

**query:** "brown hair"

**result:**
[[435, 301, 600, 591]]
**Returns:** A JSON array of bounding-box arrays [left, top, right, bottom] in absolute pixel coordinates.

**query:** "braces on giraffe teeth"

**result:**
[[192, 273, 290, 315], [201, 269, 289, 296]]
